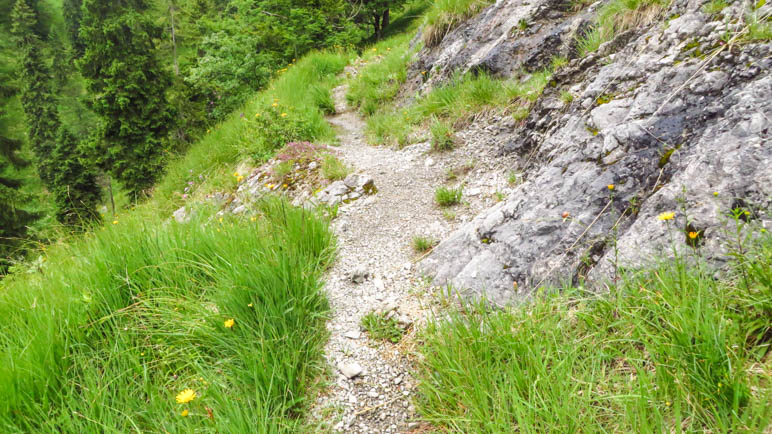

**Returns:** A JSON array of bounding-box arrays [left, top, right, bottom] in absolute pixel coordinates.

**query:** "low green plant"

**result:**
[[430, 118, 456, 151], [507, 171, 522, 185], [412, 235, 438, 253], [442, 209, 457, 221], [321, 154, 351, 181], [435, 186, 463, 207], [415, 229, 772, 432], [745, 11, 772, 41], [702, 0, 728, 14], [512, 107, 530, 121], [360, 312, 405, 343], [560, 90, 574, 104]]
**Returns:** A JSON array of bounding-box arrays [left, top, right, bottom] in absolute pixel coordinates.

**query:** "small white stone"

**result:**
[[424, 157, 435, 167], [338, 362, 363, 379]]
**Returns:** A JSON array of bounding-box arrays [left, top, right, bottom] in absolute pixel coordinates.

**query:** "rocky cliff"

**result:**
[[417, 0, 771, 304]]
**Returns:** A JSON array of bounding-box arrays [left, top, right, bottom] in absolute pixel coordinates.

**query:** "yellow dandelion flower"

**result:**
[[280, 113, 287, 117], [272, 103, 278, 107], [218, 217, 223, 223], [233, 172, 239, 177], [181, 409, 189, 417], [607, 184, 615, 191], [224, 318, 235, 329], [237, 176, 244, 182], [207, 129, 211, 133], [372, 48, 377, 52], [657, 211, 675, 221], [713, 191, 719, 196], [248, 303, 253, 307], [250, 216, 256, 222], [421, 71, 426, 75], [255, 113, 261, 117], [112, 220, 118, 225], [665, 401, 671, 407], [688, 231, 698, 239], [282, 183, 288, 188], [176, 389, 197, 404]]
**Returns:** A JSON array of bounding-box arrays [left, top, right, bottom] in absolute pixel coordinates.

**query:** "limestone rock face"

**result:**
[[418, 0, 772, 304]]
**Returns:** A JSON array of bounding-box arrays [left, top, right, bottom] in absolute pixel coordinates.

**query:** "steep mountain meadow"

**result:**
[[0, 47, 351, 432], [0, 0, 770, 431]]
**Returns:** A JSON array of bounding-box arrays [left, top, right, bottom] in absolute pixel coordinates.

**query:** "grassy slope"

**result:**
[[0, 47, 350, 432], [417, 230, 771, 432]]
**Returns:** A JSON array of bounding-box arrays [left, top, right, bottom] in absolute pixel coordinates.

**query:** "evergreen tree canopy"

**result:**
[[79, 0, 175, 199]]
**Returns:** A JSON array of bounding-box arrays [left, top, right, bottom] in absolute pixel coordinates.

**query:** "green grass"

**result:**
[[320, 154, 351, 181], [745, 11, 772, 41], [423, 0, 494, 47], [360, 312, 406, 343], [153, 50, 351, 214], [416, 230, 772, 432], [577, 0, 670, 55], [0, 199, 335, 432], [430, 117, 456, 151], [702, 0, 729, 14], [363, 68, 554, 147], [412, 235, 438, 253], [346, 33, 416, 116], [435, 186, 463, 207]]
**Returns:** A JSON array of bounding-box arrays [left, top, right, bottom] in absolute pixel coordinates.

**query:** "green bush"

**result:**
[[412, 235, 438, 253]]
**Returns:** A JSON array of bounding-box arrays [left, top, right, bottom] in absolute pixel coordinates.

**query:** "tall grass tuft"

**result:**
[[0, 199, 335, 432], [423, 0, 494, 47]]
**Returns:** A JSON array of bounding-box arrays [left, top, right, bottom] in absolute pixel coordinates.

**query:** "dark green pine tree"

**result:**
[[61, 0, 84, 58], [79, 0, 175, 200], [11, 0, 57, 187], [52, 128, 102, 226], [0, 88, 38, 270], [12, 0, 102, 226]]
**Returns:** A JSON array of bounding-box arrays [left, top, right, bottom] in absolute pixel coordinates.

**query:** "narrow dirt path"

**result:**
[[310, 83, 451, 433]]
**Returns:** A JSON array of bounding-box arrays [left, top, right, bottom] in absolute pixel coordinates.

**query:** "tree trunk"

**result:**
[[373, 14, 381, 39], [382, 9, 390, 30]]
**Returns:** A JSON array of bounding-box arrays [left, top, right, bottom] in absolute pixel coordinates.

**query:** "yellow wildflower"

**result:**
[[255, 113, 260, 117], [112, 220, 118, 225], [233, 172, 239, 177], [248, 303, 253, 307], [237, 176, 244, 183], [218, 217, 223, 223], [181, 409, 189, 417], [421, 71, 426, 75], [272, 103, 278, 107], [657, 211, 675, 221], [176, 389, 197, 404], [688, 231, 698, 239], [280, 113, 287, 117], [665, 401, 671, 407], [282, 184, 288, 188], [224, 318, 235, 328], [607, 184, 615, 191], [713, 191, 719, 196], [250, 217, 256, 222]]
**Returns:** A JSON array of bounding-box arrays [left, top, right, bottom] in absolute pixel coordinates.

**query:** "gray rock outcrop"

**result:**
[[418, 0, 771, 304]]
